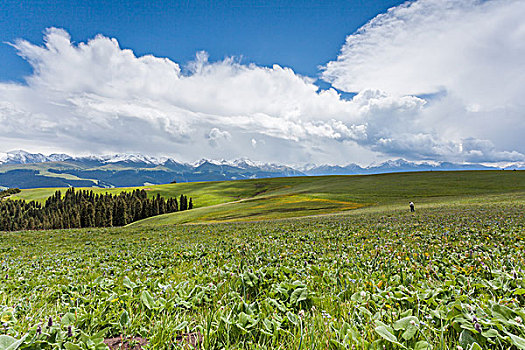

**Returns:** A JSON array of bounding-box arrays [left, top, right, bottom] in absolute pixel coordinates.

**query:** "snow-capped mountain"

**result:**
[[47, 153, 72, 162], [0, 150, 522, 189], [0, 151, 307, 188], [302, 159, 506, 175], [100, 153, 167, 165], [0, 151, 166, 166], [0, 150, 51, 164]]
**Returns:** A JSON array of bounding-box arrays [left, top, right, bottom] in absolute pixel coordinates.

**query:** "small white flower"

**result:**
[[410, 320, 416, 326], [360, 291, 366, 298], [515, 316, 523, 324]]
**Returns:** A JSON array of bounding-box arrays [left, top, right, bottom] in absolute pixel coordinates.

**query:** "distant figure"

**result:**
[[409, 202, 415, 212]]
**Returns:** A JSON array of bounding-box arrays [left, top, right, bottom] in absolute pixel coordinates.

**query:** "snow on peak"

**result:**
[[232, 158, 260, 168], [48, 153, 71, 162], [4, 150, 48, 164], [101, 154, 164, 165]]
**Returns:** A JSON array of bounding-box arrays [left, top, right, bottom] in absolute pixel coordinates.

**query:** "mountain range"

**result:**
[[0, 150, 523, 189]]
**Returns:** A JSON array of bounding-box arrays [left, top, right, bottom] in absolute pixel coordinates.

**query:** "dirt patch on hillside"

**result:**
[[103, 332, 202, 349], [104, 336, 148, 349], [176, 332, 203, 348]]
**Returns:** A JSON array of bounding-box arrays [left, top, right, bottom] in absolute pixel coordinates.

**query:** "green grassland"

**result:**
[[1, 198, 524, 349], [11, 170, 525, 225], [1, 171, 525, 349]]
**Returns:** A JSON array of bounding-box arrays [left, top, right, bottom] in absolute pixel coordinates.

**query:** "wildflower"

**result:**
[[360, 291, 366, 298], [515, 316, 523, 324], [47, 317, 53, 327], [410, 320, 416, 326], [474, 322, 482, 332], [67, 326, 73, 337], [298, 310, 305, 318], [37, 324, 42, 335]]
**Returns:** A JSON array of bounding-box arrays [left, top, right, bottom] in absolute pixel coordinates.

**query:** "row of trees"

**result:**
[[0, 188, 193, 231], [0, 188, 21, 199]]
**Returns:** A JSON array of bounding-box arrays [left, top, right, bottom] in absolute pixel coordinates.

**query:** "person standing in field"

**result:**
[[409, 202, 415, 212]]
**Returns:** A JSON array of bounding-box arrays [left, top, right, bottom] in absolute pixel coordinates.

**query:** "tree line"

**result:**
[[0, 188, 193, 231], [0, 188, 21, 199]]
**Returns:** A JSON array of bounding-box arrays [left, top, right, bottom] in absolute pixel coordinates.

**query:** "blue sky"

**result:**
[[0, 0, 523, 166], [0, 0, 404, 82]]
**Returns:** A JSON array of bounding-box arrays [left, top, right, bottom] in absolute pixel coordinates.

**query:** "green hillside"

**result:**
[[10, 170, 525, 225], [2, 171, 525, 348]]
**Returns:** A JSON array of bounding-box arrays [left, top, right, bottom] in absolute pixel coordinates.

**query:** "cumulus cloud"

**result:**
[[207, 128, 231, 147], [1, 28, 370, 163], [0, 15, 523, 165], [322, 0, 525, 162]]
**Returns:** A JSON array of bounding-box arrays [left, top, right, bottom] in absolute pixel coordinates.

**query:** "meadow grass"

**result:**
[[1, 197, 524, 349]]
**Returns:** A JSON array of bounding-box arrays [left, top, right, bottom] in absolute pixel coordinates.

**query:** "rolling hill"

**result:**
[[9, 170, 525, 226]]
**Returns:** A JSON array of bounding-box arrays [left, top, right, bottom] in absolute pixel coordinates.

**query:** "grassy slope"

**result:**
[[11, 178, 286, 206], [133, 170, 525, 225], [10, 170, 525, 225]]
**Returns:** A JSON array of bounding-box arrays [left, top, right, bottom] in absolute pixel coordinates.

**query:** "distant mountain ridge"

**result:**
[[0, 150, 523, 189]]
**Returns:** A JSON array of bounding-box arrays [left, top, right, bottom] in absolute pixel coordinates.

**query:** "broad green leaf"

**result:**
[[400, 309, 413, 318], [393, 316, 418, 330], [358, 306, 373, 318], [508, 333, 525, 349], [122, 276, 136, 289], [141, 290, 156, 310], [119, 310, 130, 329], [64, 343, 82, 350], [393, 316, 419, 340], [402, 326, 418, 341], [459, 330, 477, 348], [374, 321, 405, 347], [414, 340, 432, 350], [0, 334, 26, 350], [290, 287, 308, 305], [492, 303, 514, 321], [267, 298, 287, 313], [481, 329, 499, 338], [469, 343, 482, 350], [0, 336, 17, 349], [287, 311, 298, 326], [61, 312, 76, 326]]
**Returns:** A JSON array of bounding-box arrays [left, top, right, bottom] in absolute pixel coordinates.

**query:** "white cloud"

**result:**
[[207, 128, 231, 147], [0, 16, 523, 165], [322, 0, 525, 162], [1, 28, 370, 163]]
